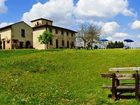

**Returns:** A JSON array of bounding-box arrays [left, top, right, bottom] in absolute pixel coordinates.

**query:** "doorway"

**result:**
[[56, 39, 58, 48], [2, 40, 5, 49], [71, 41, 74, 48], [26, 41, 31, 48], [19, 42, 24, 48], [67, 41, 69, 48]]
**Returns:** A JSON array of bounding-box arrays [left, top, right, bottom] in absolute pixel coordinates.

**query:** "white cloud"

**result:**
[[106, 37, 113, 41], [0, 0, 7, 13], [102, 22, 120, 34], [74, 0, 135, 19], [21, 0, 135, 28], [76, 21, 120, 35], [131, 20, 140, 29], [123, 9, 135, 16], [105, 32, 131, 42], [22, 0, 75, 28], [0, 22, 13, 28], [137, 35, 140, 38], [88, 20, 105, 27], [113, 32, 129, 38]]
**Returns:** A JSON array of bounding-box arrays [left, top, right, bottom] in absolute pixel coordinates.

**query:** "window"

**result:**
[[55, 29, 58, 34], [62, 40, 64, 46], [36, 22, 39, 26], [61, 30, 64, 35], [71, 33, 74, 37], [67, 32, 69, 36], [21, 29, 25, 37], [50, 39, 53, 45], [7, 40, 10, 43]]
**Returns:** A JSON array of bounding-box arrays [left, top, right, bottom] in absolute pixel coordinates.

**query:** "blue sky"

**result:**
[[0, 0, 140, 47], [0, 0, 77, 22], [0, 0, 44, 22]]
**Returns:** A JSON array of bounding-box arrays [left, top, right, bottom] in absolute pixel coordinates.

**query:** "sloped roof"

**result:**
[[0, 21, 31, 30]]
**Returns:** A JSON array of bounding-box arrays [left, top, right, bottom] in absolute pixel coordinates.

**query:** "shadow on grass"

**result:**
[[108, 94, 136, 100]]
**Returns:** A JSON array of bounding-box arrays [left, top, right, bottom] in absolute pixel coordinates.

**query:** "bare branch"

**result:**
[[77, 23, 102, 48]]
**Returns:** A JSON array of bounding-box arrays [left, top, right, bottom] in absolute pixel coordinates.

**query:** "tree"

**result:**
[[77, 24, 101, 49], [38, 30, 53, 49], [107, 41, 124, 49]]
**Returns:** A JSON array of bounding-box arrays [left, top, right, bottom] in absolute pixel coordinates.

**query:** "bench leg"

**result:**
[[112, 87, 117, 100], [112, 73, 117, 100], [116, 79, 120, 86], [135, 72, 139, 100]]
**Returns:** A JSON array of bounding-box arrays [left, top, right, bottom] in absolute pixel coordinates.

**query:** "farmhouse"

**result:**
[[0, 21, 33, 49], [0, 18, 76, 50], [32, 18, 76, 49]]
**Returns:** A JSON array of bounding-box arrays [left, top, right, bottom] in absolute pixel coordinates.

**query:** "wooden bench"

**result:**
[[101, 67, 140, 101]]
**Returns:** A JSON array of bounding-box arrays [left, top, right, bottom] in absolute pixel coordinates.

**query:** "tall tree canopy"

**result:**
[[38, 30, 53, 49]]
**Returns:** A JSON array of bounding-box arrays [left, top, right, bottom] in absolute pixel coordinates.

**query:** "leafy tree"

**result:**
[[38, 30, 53, 49], [77, 24, 101, 49], [107, 41, 124, 49]]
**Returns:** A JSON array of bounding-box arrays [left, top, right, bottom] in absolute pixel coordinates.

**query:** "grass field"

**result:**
[[0, 49, 140, 105]]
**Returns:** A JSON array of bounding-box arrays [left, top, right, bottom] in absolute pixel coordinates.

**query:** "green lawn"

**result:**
[[0, 49, 140, 105]]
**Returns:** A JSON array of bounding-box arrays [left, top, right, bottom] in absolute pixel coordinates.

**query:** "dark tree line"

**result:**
[[107, 41, 124, 49]]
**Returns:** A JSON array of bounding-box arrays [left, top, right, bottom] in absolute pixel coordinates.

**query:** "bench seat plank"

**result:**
[[109, 67, 140, 72], [101, 73, 140, 79], [117, 86, 135, 90], [117, 77, 134, 80]]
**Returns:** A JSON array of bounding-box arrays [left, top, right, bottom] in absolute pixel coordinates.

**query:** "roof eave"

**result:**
[[33, 25, 77, 33]]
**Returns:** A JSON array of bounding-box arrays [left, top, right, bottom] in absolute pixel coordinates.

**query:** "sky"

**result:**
[[0, 0, 140, 47]]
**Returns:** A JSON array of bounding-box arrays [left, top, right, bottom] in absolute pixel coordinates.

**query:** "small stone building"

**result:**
[[32, 18, 76, 49], [0, 21, 33, 49]]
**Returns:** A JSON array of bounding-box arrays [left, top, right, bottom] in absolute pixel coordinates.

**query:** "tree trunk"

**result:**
[[84, 41, 86, 49], [45, 44, 48, 49]]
